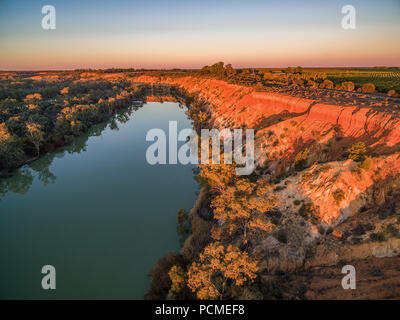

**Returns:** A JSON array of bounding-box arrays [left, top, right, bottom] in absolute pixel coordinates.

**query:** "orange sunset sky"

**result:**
[[0, 0, 399, 70]]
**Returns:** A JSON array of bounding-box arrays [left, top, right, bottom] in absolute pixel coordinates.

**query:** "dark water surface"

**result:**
[[0, 102, 198, 299]]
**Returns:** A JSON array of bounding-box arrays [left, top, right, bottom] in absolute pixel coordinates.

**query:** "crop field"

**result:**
[[304, 68, 400, 93]]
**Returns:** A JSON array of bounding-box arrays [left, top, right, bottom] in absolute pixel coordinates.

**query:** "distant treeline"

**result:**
[[196, 62, 400, 96]]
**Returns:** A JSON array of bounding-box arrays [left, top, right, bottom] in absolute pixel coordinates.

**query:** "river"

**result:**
[[0, 101, 198, 299]]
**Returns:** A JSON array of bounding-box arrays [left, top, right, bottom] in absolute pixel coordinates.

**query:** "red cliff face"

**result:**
[[134, 75, 400, 224], [134, 75, 400, 157]]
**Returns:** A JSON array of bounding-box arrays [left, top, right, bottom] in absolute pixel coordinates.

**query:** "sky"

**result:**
[[0, 0, 399, 70]]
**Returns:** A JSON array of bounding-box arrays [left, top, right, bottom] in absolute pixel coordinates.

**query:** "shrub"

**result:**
[[332, 189, 346, 204], [320, 80, 334, 89], [291, 77, 304, 87], [347, 142, 366, 162], [369, 267, 384, 277], [294, 199, 301, 206], [369, 232, 385, 242], [307, 80, 318, 89], [358, 83, 375, 94], [318, 225, 326, 235], [299, 203, 317, 220], [360, 157, 372, 170], [340, 81, 355, 91], [295, 148, 309, 170], [352, 223, 371, 236], [146, 253, 183, 300], [386, 224, 400, 238], [276, 229, 287, 243]]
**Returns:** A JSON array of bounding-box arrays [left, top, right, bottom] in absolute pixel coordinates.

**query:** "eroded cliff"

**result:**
[[134, 75, 400, 285]]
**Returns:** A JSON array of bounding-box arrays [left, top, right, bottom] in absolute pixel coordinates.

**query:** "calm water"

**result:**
[[0, 102, 198, 299]]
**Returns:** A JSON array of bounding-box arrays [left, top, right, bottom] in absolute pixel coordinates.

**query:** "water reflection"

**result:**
[[0, 106, 137, 199]]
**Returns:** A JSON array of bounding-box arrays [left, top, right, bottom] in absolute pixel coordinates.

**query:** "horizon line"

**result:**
[[2, 66, 400, 72]]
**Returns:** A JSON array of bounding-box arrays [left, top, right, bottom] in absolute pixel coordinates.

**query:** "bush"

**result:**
[[294, 148, 309, 170], [320, 80, 334, 89], [386, 224, 400, 238], [146, 253, 183, 300], [360, 157, 372, 170], [307, 80, 318, 89], [299, 203, 317, 220], [332, 189, 346, 204], [347, 142, 366, 162], [358, 83, 375, 94], [340, 81, 355, 91], [369, 232, 385, 242], [369, 267, 384, 277], [276, 229, 288, 243]]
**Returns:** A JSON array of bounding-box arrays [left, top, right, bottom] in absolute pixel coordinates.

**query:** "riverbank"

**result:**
[[0, 85, 146, 178], [138, 75, 400, 300]]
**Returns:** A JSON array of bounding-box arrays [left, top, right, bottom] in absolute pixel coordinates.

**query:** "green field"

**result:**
[[302, 68, 400, 94]]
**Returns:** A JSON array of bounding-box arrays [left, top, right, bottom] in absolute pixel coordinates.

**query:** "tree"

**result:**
[[146, 253, 183, 300], [187, 105, 208, 129], [24, 93, 42, 103], [0, 123, 12, 144], [284, 67, 294, 74], [340, 81, 355, 91], [199, 62, 226, 78], [320, 79, 334, 89], [294, 148, 309, 170], [358, 83, 375, 94], [307, 80, 318, 89], [294, 66, 303, 74], [198, 163, 237, 194], [60, 87, 69, 95], [187, 243, 258, 300], [0, 123, 24, 170], [168, 265, 187, 299], [225, 64, 237, 78], [210, 178, 276, 242], [347, 141, 366, 162], [26, 122, 44, 156]]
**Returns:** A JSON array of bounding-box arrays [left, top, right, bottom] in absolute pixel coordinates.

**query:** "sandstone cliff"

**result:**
[[133, 75, 400, 281]]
